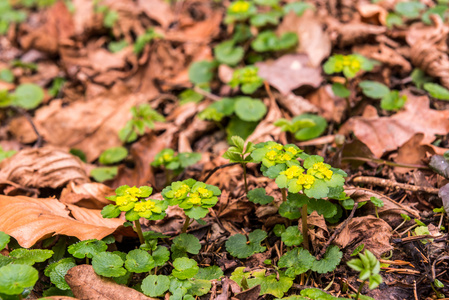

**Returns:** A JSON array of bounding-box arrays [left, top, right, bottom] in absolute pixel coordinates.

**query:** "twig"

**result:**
[[352, 176, 439, 194], [193, 86, 222, 102], [342, 157, 429, 169], [413, 280, 419, 300], [203, 163, 238, 183], [316, 203, 358, 260], [11, 106, 42, 148]]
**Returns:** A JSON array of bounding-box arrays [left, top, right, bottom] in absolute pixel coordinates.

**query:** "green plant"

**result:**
[[251, 30, 298, 52], [151, 149, 202, 185], [161, 179, 221, 233], [0, 83, 45, 110], [370, 197, 384, 218], [0, 69, 14, 83], [359, 80, 407, 111], [274, 114, 328, 141], [324, 54, 375, 79], [0, 1, 27, 35], [393, 213, 411, 232], [119, 103, 165, 143], [222, 136, 255, 193], [134, 28, 163, 54], [0, 146, 16, 162], [423, 83, 449, 101], [225, 229, 267, 258], [94, 3, 118, 28], [102, 185, 168, 245], [229, 65, 264, 94], [347, 250, 382, 300], [90, 146, 129, 182], [48, 77, 66, 97]]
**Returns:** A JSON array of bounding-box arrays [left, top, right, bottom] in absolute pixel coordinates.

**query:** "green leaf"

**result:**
[[152, 246, 170, 267], [359, 80, 390, 99], [283, 2, 314, 16], [142, 275, 170, 297], [411, 69, 432, 89], [198, 98, 235, 121], [185, 206, 209, 219], [0, 147, 16, 162], [331, 82, 350, 98], [394, 1, 426, 18], [172, 257, 199, 280], [424, 83, 449, 100], [214, 40, 244, 66], [9, 249, 53, 265], [90, 166, 118, 182], [250, 11, 280, 27], [225, 229, 267, 259], [188, 278, 211, 296], [0, 264, 38, 295], [293, 114, 327, 141], [235, 97, 267, 122], [281, 226, 303, 247], [422, 4, 448, 25], [370, 197, 384, 208], [178, 152, 201, 168], [68, 239, 107, 259], [300, 288, 348, 300], [226, 117, 258, 142], [188, 61, 216, 85], [125, 249, 154, 273], [311, 245, 342, 273], [273, 224, 285, 237], [304, 179, 329, 199], [351, 244, 365, 256], [247, 269, 293, 298], [11, 83, 44, 109], [279, 193, 309, 219], [179, 89, 204, 105], [99, 147, 128, 165], [0, 69, 14, 83], [386, 12, 403, 28], [194, 266, 223, 280], [92, 252, 126, 277], [278, 248, 315, 277], [0, 232, 9, 251], [307, 199, 337, 219], [247, 188, 274, 205], [108, 39, 129, 53], [44, 258, 76, 290], [172, 233, 201, 259], [103, 9, 118, 28], [380, 90, 407, 111]]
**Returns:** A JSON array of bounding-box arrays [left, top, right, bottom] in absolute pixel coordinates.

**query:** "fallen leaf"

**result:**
[[326, 17, 386, 47], [333, 215, 393, 257], [0, 195, 128, 248], [357, 2, 388, 25], [137, 0, 174, 29], [0, 147, 89, 189], [247, 97, 283, 143], [256, 54, 323, 95], [276, 93, 318, 117], [66, 265, 157, 300], [307, 85, 346, 123], [393, 133, 434, 173], [277, 10, 331, 67], [233, 285, 261, 300], [339, 91, 449, 158], [60, 182, 115, 209], [353, 43, 411, 74]]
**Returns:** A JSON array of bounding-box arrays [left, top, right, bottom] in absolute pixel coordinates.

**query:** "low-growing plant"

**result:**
[[0, 2, 27, 35], [90, 146, 129, 182], [370, 196, 384, 219], [229, 65, 264, 94], [274, 114, 328, 141], [119, 103, 165, 143], [347, 250, 382, 300], [0, 146, 16, 162], [151, 149, 202, 185], [134, 28, 163, 55], [0, 83, 45, 110], [359, 80, 407, 111]]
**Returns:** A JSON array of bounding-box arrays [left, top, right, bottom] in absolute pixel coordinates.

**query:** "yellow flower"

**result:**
[[198, 187, 211, 198], [277, 153, 292, 162], [309, 162, 333, 180], [297, 174, 315, 189], [125, 186, 141, 198], [266, 150, 278, 161], [116, 195, 134, 206], [134, 200, 162, 217], [163, 153, 173, 162], [351, 59, 361, 71], [230, 1, 250, 13], [188, 193, 202, 205], [285, 147, 298, 155], [281, 165, 302, 179], [174, 184, 190, 198]]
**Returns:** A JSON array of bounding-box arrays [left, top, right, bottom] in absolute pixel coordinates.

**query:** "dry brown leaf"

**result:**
[[256, 54, 323, 95], [233, 284, 261, 300], [60, 182, 114, 209], [277, 10, 331, 67], [137, 0, 174, 29], [247, 97, 283, 143], [307, 85, 346, 123], [40, 297, 78, 300], [0, 147, 89, 189], [353, 43, 412, 74], [277, 93, 319, 117], [393, 133, 434, 173], [339, 91, 449, 158], [357, 3, 388, 25], [66, 265, 157, 300], [333, 215, 393, 257], [0, 195, 127, 248]]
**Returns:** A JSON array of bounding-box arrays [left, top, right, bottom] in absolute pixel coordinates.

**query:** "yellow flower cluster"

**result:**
[[116, 194, 137, 207], [134, 200, 162, 217], [281, 165, 303, 180], [334, 55, 361, 73], [264, 144, 298, 163], [174, 184, 190, 198], [229, 1, 250, 13], [296, 174, 315, 189], [308, 162, 333, 180]]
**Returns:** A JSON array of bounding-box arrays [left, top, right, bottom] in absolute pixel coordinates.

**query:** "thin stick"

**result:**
[[342, 157, 428, 169], [11, 106, 42, 148], [352, 176, 439, 194], [193, 86, 222, 102], [203, 163, 238, 183], [316, 203, 358, 260]]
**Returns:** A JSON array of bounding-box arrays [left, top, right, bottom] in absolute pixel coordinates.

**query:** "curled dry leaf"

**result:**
[[392, 133, 434, 174], [0, 195, 128, 248], [326, 17, 386, 47], [339, 91, 449, 158], [333, 215, 393, 257], [256, 54, 323, 95], [277, 93, 318, 117], [307, 211, 328, 251], [60, 182, 115, 209], [357, 3, 388, 25], [0, 147, 89, 189], [353, 43, 411, 74], [66, 265, 157, 300]]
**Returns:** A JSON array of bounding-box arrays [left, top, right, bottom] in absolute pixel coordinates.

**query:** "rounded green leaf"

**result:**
[[188, 61, 216, 85], [185, 206, 209, 220], [125, 249, 154, 273], [44, 258, 76, 290], [359, 80, 390, 99], [311, 245, 342, 274], [11, 83, 44, 109], [68, 239, 107, 259], [90, 166, 118, 182], [188, 279, 211, 296], [194, 266, 224, 280], [9, 249, 53, 265], [278, 248, 315, 277], [0, 69, 14, 83], [247, 188, 274, 205], [293, 114, 327, 141], [331, 82, 350, 98], [101, 204, 121, 218], [172, 234, 201, 255], [225, 229, 267, 259], [279, 194, 309, 220], [281, 226, 303, 247], [142, 275, 170, 297], [172, 257, 199, 280], [0, 231, 9, 251], [92, 252, 126, 277], [0, 264, 38, 295], [235, 97, 267, 122], [99, 147, 128, 165], [152, 245, 170, 267], [214, 41, 244, 66], [424, 83, 449, 100]]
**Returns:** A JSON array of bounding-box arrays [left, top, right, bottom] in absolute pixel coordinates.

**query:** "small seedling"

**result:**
[[251, 30, 298, 52], [359, 80, 407, 111], [370, 197, 384, 218], [274, 114, 328, 141], [162, 179, 221, 233], [229, 65, 264, 94], [134, 28, 163, 54], [0, 83, 45, 110], [0, 2, 27, 35], [324, 54, 375, 79], [119, 103, 165, 143], [347, 250, 382, 300], [223, 136, 255, 193]]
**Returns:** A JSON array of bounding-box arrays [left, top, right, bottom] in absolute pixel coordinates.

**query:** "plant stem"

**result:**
[[182, 216, 191, 234], [301, 204, 309, 251], [281, 188, 287, 202], [375, 207, 379, 219], [355, 280, 366, 300], [242, 163, 248, 194], [86, 257, 89, 265], [134, 219, 145, 245]]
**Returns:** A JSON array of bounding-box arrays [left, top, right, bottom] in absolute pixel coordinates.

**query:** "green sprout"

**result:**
[[223, 136, 255, 194], [393, 213, 411, 232], [101, 185, 168, 245], [251, 30, 298, 52], [162, 179, 221, 233], [229, 65, 264, 94], [324, 54, 374, 79], [151, 149, 202, 185], [225, 0, 257, 24], [347, 250, 382, 300], [119, 103, 165, 143], [274, 114, 328, 141], [359, 80, 407, 111], [134, 28, 163, 55], [370, 197, 384, 219]]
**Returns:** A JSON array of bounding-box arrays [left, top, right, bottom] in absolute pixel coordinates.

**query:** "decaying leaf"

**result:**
[[393, 133, 434, 173], [66, 265, 157, 300], [0, 195, 129, 248], [0, 147, 89, 189], [60, 182, 115, 209]]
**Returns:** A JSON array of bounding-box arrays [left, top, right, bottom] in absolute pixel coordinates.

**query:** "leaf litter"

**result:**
[[0, 0, 448, 299]]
